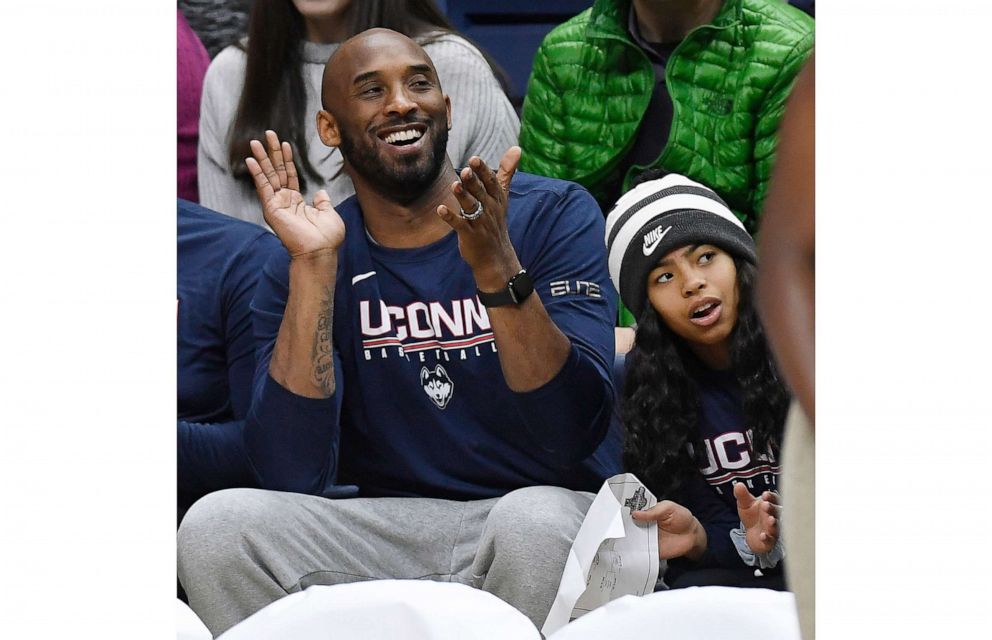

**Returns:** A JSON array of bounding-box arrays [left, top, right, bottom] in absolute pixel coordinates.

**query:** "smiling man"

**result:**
[[177, 29, 619, 636], [320, 39, 451, 202]]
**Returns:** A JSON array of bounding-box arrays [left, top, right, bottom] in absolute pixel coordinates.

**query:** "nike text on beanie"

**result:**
[[605, 173, 757, 321]]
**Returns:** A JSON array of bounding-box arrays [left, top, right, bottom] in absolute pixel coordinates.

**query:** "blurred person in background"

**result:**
[[177, 198, 284, 524], [178, 10, 211, 202], [178, 0, 255, 59], [198, 0, 519, 226], [757, 53, 815, 640]]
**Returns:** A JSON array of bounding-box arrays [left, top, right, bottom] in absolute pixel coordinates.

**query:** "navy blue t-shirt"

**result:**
[[177, 199, 284, 512], [246, 173, 622, 499]]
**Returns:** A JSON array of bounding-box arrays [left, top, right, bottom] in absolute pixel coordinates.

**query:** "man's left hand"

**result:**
[[436, 147, 523, 291]]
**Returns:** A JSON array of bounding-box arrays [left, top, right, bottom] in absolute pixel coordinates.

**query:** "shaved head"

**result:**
[[321, 28, 440, 114], [313, 27, 452, 204]]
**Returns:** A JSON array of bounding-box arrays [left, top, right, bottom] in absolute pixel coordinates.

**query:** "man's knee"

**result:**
[[474, 487, 592, 626], [486, 486, 591, 549], [178, 488, 278, 579]]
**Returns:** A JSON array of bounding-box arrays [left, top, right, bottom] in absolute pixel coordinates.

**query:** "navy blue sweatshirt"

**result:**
[[177, 199, 283, 512], [246, 173, 621, 499], [671, 368, 781, 573]]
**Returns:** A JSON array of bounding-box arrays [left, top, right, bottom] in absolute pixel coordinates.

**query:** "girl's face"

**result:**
[[291, 0, 352, 42], [646, 244, 739, 369], [291, 0, 351, 19]]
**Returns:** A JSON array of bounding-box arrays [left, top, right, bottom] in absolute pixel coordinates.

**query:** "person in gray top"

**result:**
[[178, 0, 253, 59], [198, 0, 519, 226]]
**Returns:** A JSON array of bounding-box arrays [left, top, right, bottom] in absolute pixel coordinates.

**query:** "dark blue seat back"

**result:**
[[443, 1, 594, 110]]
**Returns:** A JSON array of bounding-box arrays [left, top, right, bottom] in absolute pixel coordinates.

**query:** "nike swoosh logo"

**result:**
[[643, 226, 672, 256], [352, 271, 377, 285]]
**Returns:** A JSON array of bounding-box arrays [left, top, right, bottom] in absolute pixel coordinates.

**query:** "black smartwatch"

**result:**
[[477, 269, 534, 307]]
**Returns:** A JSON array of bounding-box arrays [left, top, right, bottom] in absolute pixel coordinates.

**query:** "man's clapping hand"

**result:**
[[246, 130, 345, 259]]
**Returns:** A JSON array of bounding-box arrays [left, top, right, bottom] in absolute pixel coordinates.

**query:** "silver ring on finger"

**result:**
[[459, 201, 484, 221]]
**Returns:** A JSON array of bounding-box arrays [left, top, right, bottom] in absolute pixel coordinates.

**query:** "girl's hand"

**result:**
[[632, 500, 707, 561], [734, 483, 781, 554]]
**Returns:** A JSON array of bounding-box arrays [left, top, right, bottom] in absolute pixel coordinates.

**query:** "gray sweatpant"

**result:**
[[178, 486, 594, 637]]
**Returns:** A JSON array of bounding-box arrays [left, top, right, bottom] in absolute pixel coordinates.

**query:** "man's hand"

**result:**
[[734, 482, 781, 554], [246, 130, 345, 258], [632, 500, 708, 561], [434, 145, 571, 396], [436, 146, 522, 291]]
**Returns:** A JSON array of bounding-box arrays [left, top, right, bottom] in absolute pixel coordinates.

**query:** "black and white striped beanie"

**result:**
[[605, 173, 757, 320]]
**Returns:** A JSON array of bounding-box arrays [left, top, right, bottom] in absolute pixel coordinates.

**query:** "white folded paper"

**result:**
[[542, 473, 661, 636]]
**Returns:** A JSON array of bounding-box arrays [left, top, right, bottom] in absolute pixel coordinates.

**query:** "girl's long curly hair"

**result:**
[[622, 258, 791, 499]]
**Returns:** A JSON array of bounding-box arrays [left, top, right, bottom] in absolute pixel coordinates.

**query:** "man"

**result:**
[[177, 198, 282, 524], [178, 29, 619, 636], [520, 0, 814, 229], [519, 0, 813, 331], [177, 198, 355, 527]]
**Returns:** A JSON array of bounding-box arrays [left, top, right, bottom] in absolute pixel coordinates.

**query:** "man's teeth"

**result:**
[[383, 129, 423, 144]]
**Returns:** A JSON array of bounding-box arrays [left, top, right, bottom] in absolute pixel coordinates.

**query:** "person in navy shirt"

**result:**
[[178, 29, 619, 636], [176, 198, 284, 523], [605, 171, 791, 589]]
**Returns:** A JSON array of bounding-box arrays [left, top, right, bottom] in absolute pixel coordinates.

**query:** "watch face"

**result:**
[[478, 270, 532, 307], [509, 270, 534, 302]]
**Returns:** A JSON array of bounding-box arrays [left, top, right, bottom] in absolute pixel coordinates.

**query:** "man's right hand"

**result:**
[[246, 130, 345, 258]]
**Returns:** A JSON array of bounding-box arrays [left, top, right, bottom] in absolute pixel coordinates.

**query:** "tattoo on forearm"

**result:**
[[312, 285, 335, 395]]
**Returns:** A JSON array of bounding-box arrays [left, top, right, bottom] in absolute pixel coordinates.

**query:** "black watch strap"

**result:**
[[477, 269, 534, 307]]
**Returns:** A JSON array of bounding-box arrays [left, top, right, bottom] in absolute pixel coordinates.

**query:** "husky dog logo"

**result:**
[[420, 365, 454, 409], [623, 486, 647, 512]]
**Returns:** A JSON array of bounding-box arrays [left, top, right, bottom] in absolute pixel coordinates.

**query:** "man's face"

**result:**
[[321, 31, 451, 201]]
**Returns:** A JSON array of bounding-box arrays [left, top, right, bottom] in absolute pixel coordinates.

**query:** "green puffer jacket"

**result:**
[[519, 0, 814, 233]]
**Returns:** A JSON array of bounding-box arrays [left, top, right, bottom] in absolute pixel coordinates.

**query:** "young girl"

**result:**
[[605, 171, 791, 589], [198, 0, 519, 226]]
